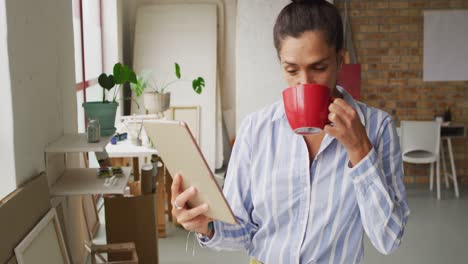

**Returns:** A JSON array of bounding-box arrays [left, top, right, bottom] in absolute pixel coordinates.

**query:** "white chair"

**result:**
[[400, 120, 442, 199]]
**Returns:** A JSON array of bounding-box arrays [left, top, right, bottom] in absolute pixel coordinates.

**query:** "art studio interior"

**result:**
[[1, 0, 468, 263]]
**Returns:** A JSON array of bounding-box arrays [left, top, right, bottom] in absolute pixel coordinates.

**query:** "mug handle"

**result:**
[[325, 97, 336, 126]]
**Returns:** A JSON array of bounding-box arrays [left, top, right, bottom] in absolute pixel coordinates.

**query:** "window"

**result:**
[[72, 0, 105, 169], [72, 0, 120, 168], [72, 0, 104, 133], [0, 0, 16, 200]]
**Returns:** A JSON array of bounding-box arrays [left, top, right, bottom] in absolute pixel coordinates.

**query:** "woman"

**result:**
[[171, 0, 409, 263]]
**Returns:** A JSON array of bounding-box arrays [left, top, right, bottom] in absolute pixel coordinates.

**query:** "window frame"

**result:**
[[74, 0, 104, 109]]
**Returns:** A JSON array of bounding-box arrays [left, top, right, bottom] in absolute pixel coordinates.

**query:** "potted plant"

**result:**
[[131, 62, 205, 114], [82, 63, 137, 136]]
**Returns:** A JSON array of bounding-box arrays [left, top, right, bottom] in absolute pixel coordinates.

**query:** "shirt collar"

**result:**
[[271, 85, 366, 127]]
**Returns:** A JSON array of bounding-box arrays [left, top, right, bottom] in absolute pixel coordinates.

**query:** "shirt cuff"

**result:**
[[346, 147, 380, 187], [197, 221, 222, 248]]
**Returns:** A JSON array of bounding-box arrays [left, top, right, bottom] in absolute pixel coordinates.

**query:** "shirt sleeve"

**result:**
[[198, 115, 257, 251], [346, 115, 410, 255]]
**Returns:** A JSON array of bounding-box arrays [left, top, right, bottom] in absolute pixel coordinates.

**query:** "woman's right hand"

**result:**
[[171, 173, 214, 238]]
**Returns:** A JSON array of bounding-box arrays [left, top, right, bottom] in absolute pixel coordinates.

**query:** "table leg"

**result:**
[[447, 139, 460, 198], [440, 140, 449, 189], [436, 155, 441, 200], [156, 168, 167, 237], [132, 157, 140, 181], [165, 169, 173, 223]]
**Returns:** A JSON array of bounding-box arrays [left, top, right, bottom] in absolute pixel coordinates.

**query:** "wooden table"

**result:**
[[106, 139, 158, 181], [105, 140, 170, 237], [440, 124, 465, 197]]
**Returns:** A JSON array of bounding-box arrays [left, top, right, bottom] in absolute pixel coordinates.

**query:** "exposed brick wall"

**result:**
[[335, 0, 468, 184]]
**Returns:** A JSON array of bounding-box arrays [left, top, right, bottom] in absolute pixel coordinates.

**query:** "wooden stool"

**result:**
[[85, 241, 138, 264], [151, 155, 181, 233]]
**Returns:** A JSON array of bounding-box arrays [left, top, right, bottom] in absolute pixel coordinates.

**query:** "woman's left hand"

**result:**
[[324, 98, 372, 166]]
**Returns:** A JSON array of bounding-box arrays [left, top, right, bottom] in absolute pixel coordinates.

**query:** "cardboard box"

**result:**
[[104, 183, 158, 264]]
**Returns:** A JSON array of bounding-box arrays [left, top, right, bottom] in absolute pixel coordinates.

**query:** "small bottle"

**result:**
[[87, 119, 101, 143], [444, 107, 452, 122]]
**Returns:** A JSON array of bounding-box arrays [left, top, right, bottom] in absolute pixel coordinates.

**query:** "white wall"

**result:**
[[0, 0, 16, 200], [236, 0, 289, 129], [5, 0, 77, 186], [4, 1, 88, 263]]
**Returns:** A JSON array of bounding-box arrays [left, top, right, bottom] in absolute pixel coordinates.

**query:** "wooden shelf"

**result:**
[[45, 133, 112, 153], [50, 167, 131, 196], [106, 139, 158, 158]]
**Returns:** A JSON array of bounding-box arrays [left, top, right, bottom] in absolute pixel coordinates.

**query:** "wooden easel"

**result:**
[[153, 155, 168, 237], [85, 241, 138, 264]]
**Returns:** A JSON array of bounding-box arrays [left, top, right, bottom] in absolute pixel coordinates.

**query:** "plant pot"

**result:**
[[82, 102, 118, 136], [126, 122, 142, 146], [143, 92, 171, 114]]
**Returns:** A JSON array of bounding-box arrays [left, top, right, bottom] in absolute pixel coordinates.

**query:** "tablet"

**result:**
[[143, 120, 238, 225]]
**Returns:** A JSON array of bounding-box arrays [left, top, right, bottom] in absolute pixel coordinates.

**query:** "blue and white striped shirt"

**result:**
[[201, 86, 410, 264]]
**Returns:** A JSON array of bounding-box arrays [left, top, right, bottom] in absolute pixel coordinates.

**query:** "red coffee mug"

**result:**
[[282, 83, 333, 134]]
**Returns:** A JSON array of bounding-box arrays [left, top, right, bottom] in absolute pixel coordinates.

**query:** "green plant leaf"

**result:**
[[98, 73, 115, 90], [120, 66, 130, 84], [129, 71, 137, 84], [192, 77, 205, 94], [113, 63, 133, 84], [130, 77, 145, 97], [113, 63, 123, 83], [175, 62, 181, 79], [130, 71, 154, 97]]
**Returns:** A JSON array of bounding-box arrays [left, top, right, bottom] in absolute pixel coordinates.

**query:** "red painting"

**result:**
[[337, 64, 361, 100]]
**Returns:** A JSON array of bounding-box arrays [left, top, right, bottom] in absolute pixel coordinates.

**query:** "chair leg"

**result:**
[[436, 157, 441, 200], [440, 140, 450, 189], [447, 139, 460, 198], [429, 162, 434, 191]]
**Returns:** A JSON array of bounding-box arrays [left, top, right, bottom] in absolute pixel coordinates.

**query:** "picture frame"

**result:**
[[50, 196, 70, 254], [82, 195, 100, 240], [169, 106, 201, 143], [14, 208, 71, 264]]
